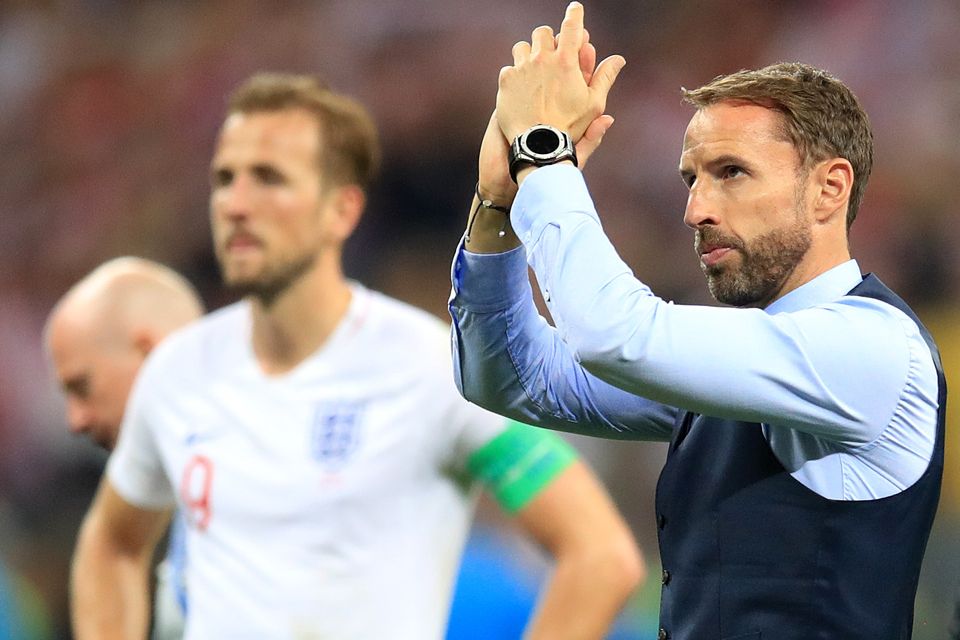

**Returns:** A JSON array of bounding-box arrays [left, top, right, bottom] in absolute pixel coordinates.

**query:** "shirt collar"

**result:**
[[764, 259, 863, 315]]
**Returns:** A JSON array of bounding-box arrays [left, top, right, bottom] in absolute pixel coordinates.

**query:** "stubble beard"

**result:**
[[220, 250, 318, 307], [698, 206, 812, 308]]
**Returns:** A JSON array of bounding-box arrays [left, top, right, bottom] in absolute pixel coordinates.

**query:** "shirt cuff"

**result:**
[[451, 238, 529, 312], [511, 163, 601, 244]]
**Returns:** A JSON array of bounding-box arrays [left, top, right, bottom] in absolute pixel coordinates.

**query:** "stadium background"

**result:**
[[0, 0, 958, 637]]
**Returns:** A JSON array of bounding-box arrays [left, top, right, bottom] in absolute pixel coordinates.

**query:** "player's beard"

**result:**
[[697, 203, 812, 308], [219, 249, 318, 307]]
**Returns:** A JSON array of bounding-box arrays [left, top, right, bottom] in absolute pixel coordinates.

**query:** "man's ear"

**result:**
[[132, 329, 158, 359], [326, 184, 366, 243], [812, 157, 853, 224]]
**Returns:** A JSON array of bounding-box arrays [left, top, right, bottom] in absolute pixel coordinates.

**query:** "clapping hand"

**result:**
[[496, 2, 625, 146], [477, 2, 625, 202]]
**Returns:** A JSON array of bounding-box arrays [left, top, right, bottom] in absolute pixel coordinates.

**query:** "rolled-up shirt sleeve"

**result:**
[[449, 237, 676, 441]]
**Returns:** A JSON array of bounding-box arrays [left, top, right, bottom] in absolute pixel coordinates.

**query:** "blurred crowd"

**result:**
[[1, 0, 959, 637]]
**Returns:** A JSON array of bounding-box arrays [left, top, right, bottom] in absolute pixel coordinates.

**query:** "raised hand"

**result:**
[[495, 2, 625, 145], [478, 15, 620, 204], [476, 107, 614, 210]]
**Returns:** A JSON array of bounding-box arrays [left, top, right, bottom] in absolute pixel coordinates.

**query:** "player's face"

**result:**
[[47, 322, 141, 451], [209, 109, 332, 300], [679, 101, 813, 308]]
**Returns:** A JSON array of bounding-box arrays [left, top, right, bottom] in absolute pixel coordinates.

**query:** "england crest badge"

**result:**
[[310, 401, 365, 470]]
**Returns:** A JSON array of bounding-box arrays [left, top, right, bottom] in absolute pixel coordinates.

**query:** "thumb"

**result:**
[[589, 55, 626, 97], [576, 115, 615, 169]]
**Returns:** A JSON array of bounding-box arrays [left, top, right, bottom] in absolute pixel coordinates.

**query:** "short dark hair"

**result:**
[[226, 73, 381, 189], [682, 62, 873, 228]]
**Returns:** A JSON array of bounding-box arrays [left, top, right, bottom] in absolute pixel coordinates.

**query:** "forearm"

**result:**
[[464, 189, 521, 255], [71, 481, 169, 640], [516, 462, 644, 640], [511, 166, 926, 442], [71, 514, 153, 639], [451, 242, 675, 440], [524, 548, 641, 640]]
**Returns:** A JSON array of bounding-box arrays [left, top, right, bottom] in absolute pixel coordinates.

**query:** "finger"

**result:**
[[576, 115, 615, 169], [589, 54, 627, 97], [512, 41, 531, 66], [579, 42, 597, 84], [530, 25, 555, 56], [581, 114, 614, 146], [554, 27, 587, 50], [556, 2, 585, 54]]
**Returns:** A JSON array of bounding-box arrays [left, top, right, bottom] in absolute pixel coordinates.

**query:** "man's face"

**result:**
[[209, 109, 331, 301], [47, 319, 142, 451], [679, 101, 812, 308]]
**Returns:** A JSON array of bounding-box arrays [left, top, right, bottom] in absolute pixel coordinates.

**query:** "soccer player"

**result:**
[[70, 74, 643, 639], [449, 4, 944, 639], [45, 257, 204, 639]]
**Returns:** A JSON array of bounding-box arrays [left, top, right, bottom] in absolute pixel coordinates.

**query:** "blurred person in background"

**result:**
[[44, 257, 204, 640], [70, 73, 643, 639], [450, 4, 944, 640]]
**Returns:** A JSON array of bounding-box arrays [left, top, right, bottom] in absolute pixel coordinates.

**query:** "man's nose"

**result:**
[[67, 400, 93, 434], [682, 186, 720, 229], [218, 175, 254, 221]]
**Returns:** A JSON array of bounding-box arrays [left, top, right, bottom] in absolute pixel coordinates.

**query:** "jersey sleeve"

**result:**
[[106, 356, 176, 510], [467, 419, 577, 513]]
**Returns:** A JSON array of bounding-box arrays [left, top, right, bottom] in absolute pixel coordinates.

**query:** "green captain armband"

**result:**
[[467, 420, 577, 513]]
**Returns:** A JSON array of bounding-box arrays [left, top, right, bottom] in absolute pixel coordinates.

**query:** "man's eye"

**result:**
[[65, 378, 90, 399], [254, 167, 284, 184], [211, 169, 233, 187], [722, 165, 744, 179]]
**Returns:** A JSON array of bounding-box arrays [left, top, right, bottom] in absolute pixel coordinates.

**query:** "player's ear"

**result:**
[[132, 329, 158, 359], [326, 184, 366, 242]]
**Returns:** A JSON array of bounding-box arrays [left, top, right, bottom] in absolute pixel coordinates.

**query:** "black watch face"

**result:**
[[525, 127, 562, 155]]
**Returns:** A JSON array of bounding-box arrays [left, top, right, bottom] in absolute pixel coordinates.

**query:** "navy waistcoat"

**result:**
[[653, 274, 946, 640]]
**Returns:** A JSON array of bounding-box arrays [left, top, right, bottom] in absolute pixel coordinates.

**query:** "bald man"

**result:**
[[45, 257, 203, 640], [46, 257, 203, 450]]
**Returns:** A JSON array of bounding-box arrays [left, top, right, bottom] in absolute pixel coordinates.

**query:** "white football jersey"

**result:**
[[108, 284, 509, 639]]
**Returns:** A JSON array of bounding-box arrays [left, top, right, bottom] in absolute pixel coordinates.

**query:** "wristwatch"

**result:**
[[508, 124, 578, 183]]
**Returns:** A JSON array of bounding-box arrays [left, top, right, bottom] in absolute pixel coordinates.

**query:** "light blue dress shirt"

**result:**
[[450, 164, 938, 500]]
